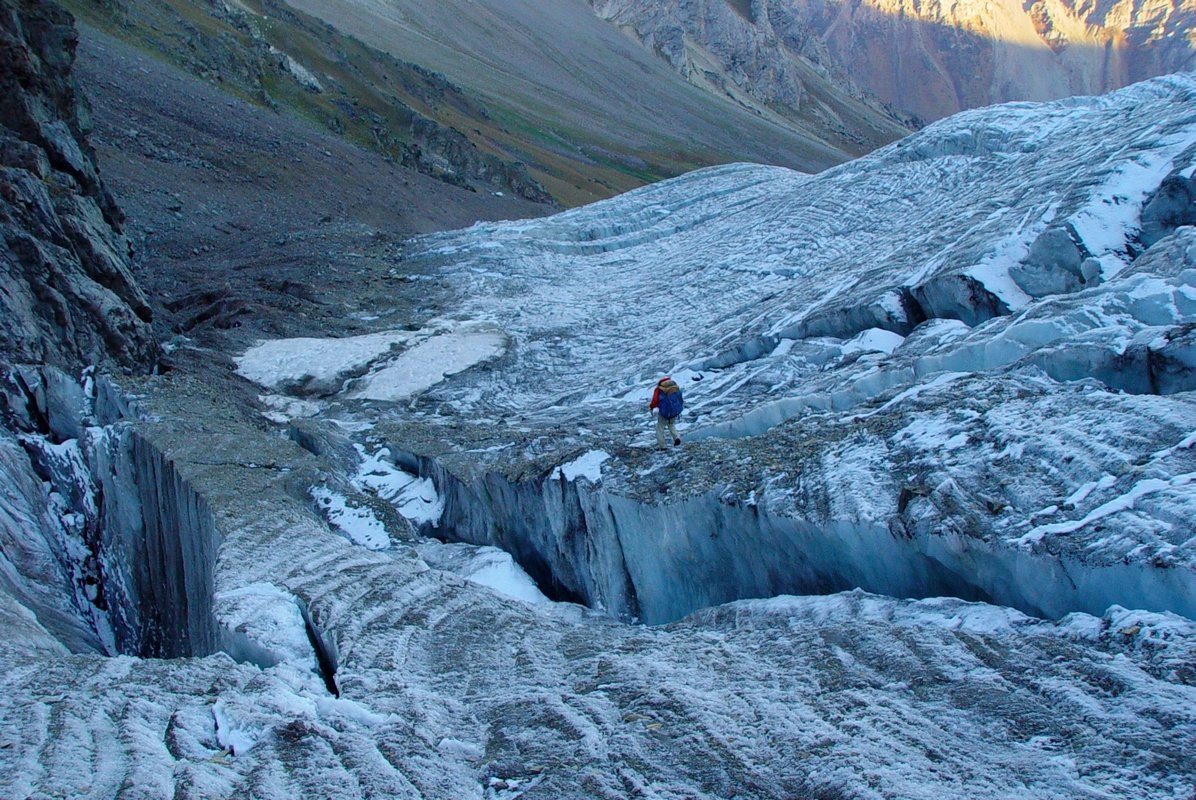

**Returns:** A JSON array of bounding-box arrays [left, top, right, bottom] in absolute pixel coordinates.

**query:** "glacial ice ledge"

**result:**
[[234, 75, 1196, 630]]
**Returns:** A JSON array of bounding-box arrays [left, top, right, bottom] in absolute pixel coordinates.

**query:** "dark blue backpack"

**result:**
[[658, 387, 683, 419]]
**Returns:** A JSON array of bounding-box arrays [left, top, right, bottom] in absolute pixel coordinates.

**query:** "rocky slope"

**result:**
[[57, 0, 913, 208], [592, 0, 1196, 124], [63, 0, 555, 204], [279, 0, 908, 205], [71, 23, 550, 352], [0, 0, 155, 372]]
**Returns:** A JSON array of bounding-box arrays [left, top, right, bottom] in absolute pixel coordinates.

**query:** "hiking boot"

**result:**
[[673, 438, 681, 446]]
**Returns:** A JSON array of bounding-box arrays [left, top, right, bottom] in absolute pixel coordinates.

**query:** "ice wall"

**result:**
[[414, 451, 1196, 625], [0, 368, 238, 659], [91, 426, 223, 658], [0, 429, 107, 653]]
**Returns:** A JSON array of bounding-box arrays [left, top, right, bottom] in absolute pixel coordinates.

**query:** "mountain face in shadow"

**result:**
[[592, 0, 1196, 124]]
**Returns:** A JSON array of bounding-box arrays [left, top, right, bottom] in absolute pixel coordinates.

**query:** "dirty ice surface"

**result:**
[[14, 76, 1188, 798]]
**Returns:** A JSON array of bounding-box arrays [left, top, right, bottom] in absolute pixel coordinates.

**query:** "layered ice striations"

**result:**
[[224, 77, 1196, 633], [392, 76, 1196, 431], [342, 75, 1196, 628]]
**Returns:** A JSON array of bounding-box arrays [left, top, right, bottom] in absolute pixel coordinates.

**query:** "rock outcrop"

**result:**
[[0, 0, 155, 373], [592, 0, 1196, 124], [590, 0, 914, 138]]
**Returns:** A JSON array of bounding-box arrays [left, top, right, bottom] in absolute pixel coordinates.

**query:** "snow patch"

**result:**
[[237, 331, 411, 393], [1019, 471, 1196, 546], [438, 737, 484, 761], [1151, 429, 1196, 462], [963, 204, 1052, 310], [349, 328, 506, 402], [1068, 123, 1196, 277], [841, 328, 906, 355], [354, 446, 443, 526], [257, 394, 323, 424], [212, 700, 258, 756], [1063, 474, 1119, 507], [417, 542, 551, 605], [212, 583, 315, 668], [550, 450, 611, 483], [270, 46, 323, 92], [310, 486, 391, 550], [895, 417, 969, 451]]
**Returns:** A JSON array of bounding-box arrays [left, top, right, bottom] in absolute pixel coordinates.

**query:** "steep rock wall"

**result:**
[[0, 0, 155, 371]]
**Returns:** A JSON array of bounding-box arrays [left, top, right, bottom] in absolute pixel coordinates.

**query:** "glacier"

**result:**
[[2, 75, 1196, 798]]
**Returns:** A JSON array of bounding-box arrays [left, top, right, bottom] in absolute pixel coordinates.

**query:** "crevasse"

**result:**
[[406, 448, 1196, 625]]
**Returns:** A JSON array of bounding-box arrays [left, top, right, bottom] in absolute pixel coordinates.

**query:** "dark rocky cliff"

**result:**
[[0, 0, 155, 373]]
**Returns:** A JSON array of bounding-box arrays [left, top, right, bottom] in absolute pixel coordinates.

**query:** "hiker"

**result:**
[[649, 376, 683, 449]]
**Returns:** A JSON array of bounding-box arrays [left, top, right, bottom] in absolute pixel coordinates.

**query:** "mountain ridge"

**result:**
[[593, 0, 1196, 124], [277, 0, 908, 204]]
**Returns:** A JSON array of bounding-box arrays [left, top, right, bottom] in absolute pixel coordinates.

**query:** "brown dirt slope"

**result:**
[[74, 22, 549, 357]]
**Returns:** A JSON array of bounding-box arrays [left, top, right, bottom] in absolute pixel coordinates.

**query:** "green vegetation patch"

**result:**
[[63, 0, 553, 202]]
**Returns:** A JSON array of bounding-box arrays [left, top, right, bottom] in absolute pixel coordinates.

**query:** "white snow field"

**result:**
[[3, 76, 1196, 798]]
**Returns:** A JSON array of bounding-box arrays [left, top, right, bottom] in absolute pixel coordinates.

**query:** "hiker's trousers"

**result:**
[[656, 414, 680, 448]]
